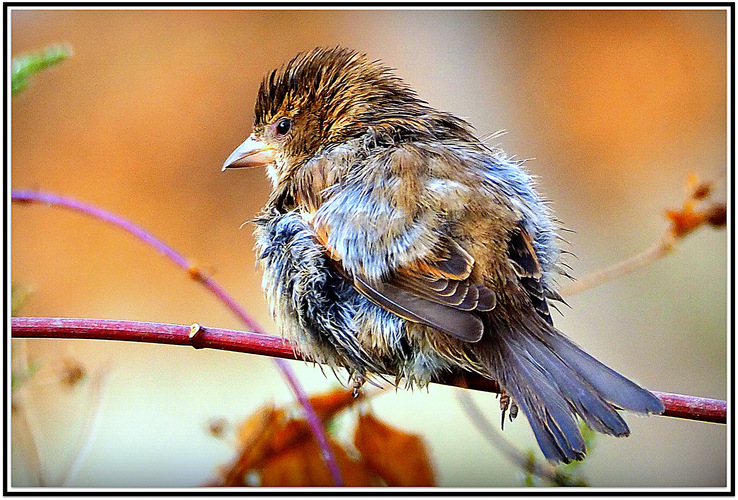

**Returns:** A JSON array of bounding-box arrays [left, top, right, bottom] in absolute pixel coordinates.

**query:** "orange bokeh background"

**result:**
[[11, 8, 727, 488]]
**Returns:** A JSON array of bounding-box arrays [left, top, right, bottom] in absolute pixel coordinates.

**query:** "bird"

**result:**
[[222, 46, 664, 463]]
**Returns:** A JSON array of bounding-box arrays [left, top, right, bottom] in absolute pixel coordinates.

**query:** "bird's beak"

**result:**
[[222, 134, 275, 171]]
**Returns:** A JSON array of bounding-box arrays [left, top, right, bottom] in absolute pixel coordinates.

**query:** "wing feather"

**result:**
[[508, 224, 556, 325], [312, 215, 495, 343], [353, 276, 485, 342]]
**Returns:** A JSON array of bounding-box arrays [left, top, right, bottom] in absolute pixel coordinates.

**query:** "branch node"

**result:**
[[189, 323, 205, 349], [187, 263, 204, 281]]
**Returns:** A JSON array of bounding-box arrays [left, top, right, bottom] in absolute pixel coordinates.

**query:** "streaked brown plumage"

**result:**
[[223, 47, 664, 463]]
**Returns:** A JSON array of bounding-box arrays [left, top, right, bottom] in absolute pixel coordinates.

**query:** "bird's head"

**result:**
[[223, 47, 476, 186]]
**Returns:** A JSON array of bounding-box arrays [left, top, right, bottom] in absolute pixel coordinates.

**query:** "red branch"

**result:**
[[11, 317, 727, 425]]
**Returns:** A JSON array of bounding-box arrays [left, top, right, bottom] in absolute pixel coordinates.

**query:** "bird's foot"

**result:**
[[350, 372, 365, 398], [499, 390, 519, 430]]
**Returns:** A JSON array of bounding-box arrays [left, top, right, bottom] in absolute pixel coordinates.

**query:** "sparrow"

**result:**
[[223, 47, 664, 463]]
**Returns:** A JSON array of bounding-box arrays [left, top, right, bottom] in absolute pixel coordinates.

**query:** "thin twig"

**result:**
[[560, 173, 725, 297], [11, 341, 46, 487], [560, 232, 676, 297], [61, 363, 111, 486], [274, 359, 344, 486], [11, 189, 343, 486], [11, 317, 727, 424], [456, 391, 558, 481]]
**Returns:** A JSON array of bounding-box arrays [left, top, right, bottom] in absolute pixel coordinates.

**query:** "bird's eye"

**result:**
[[274, 118, 292, 137]]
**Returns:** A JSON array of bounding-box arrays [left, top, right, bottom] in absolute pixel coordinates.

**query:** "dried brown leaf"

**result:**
[[705, 203, 727, 228], [210, 388, 381, 487], [217, 404, 285, 486], [58, 357, 85, 388], [269, 419, 311, 453], [354, 412, 436, 486], [235, 404, 282, 449], [260, 438, 378, 486], [666, 173, 726, 238], [308, 388, 359, 421], [665, 207, 704, 238]]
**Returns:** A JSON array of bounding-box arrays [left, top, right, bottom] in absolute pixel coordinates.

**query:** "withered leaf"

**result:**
[[666, 173, 726, 238], [705, 203, 727, 228], [217, 404, 285, 486], [308, 388, 358, 421], [354, 412, 436, 486], [260, 438, 378, 486], [665, 205, 703, 238], [210, 389, 416, 487]]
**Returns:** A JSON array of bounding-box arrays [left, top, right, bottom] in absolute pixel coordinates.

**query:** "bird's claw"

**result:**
[[499, 390, 519, 430], [350, 373, 365, 398]]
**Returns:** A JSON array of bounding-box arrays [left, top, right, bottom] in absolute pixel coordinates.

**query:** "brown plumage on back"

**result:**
[[224, 47, 664, 463]]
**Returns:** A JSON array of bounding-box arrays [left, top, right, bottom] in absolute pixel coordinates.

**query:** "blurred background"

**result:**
[[10, 8, 728, 488]]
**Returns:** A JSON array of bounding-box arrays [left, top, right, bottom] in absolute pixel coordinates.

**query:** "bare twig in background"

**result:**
[[11, 189, 343, 486], [560, 234, 676, 297], [456, 391, 558, 482], [561, 173, 726, 297], [11, 341, 45, 486], [61, 362, 111, 486]]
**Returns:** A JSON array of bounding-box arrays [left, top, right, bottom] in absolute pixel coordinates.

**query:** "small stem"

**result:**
[[61, 364, 110, 486], [456, 391, 557, 481], [274, 359, 344, 486], [560, 231, 676, 297], [561, 172, 726, 298]]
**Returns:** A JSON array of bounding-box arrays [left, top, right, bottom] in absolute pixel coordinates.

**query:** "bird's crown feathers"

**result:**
[[254, 46, 475, 146]]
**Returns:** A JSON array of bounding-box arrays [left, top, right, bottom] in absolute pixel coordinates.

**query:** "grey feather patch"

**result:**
[[353, 276, 484, 342], [542, 332, 665, 415], [475, 286, 497, 312], [481, 317, 662, 463]]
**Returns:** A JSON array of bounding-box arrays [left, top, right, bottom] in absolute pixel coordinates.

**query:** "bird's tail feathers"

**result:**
[[482, 320, 664, 463]]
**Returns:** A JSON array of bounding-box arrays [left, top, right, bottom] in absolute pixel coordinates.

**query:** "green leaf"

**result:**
[[11, 283, 33, 315], [11, 361, 41, 392], [11, 43, 72, 96], [521, 421, 595, 487]]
